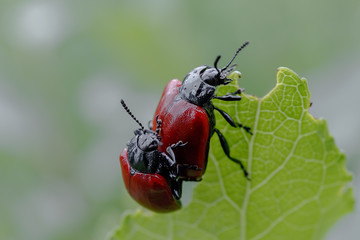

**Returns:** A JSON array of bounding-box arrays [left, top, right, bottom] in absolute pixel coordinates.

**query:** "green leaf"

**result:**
[[109, 67, 354, 240]]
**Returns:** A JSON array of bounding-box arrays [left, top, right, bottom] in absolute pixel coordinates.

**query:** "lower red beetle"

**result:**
[[119, 100, 187, 212]]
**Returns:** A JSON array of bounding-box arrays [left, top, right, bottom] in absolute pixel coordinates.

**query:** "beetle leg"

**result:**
[[166, 146, 176, 165], [236, 123, 252, 135], [214, 106, 236, 127], [164, 146, 184, 200], [213, 88, 245, 101], [170, 140, 188, 149], [166, 141, 188, 164], [213, 106, 253, 135], [167, 167, 182, 199], [214, 128, 250, 180], [170, 179, 183, 200], [214, 95, 242, 101], [166, 163, 182, 200]]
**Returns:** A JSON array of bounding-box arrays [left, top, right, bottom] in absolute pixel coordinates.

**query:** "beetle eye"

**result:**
[[202, 68, 220, 86]]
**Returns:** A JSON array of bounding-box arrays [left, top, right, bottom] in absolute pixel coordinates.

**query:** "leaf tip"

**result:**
[[276, 67, 301, 83]]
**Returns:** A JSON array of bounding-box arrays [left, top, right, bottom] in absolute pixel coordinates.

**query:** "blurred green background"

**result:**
[[0, 0, 359, 239]]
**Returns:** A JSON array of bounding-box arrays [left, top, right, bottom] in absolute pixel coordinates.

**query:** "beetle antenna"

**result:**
[[120, 99, 144, 130], [220, 41, 249, 72], [214, 55, 221, 74]]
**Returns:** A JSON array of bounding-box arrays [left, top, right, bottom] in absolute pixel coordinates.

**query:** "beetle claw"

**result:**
[[170, 180, 182, 200]]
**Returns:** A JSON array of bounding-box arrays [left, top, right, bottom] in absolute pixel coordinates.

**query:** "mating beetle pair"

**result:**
[[120, 41, 252, 212]]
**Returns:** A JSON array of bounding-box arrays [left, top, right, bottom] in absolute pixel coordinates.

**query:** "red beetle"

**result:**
[[120, 149, 181, 212], [152, 42, 252, 182], [119, 100, 187, 212]]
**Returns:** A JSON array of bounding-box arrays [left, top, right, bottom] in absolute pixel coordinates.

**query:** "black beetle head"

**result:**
[[179, 41, 249, 106], [135, 129, 161, 151]]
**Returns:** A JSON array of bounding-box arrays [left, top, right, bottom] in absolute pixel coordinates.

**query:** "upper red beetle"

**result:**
[[152, 41, 252, 184]]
